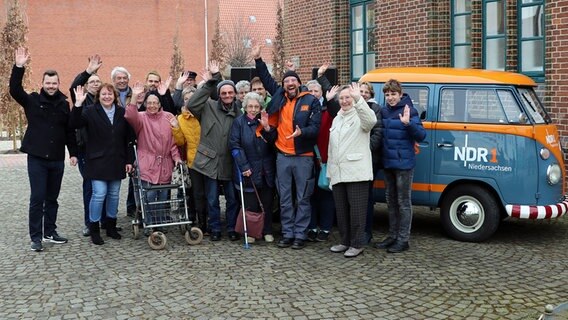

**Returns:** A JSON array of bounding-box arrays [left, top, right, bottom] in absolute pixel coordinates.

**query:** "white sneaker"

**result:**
[[246, 236, 255, 243], [264, 234, 274, 242], [330, 244, 348, 253], [344, 247, 363, 258]]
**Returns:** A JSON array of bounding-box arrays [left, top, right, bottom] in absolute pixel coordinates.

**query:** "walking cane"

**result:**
[[232, 150, 251, 249]]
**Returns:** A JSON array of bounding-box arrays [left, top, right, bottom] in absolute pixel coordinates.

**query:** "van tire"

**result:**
[[440, 185, 500, 242]]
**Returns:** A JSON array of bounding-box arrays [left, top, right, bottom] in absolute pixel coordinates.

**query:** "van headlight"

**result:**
[[547, 164, 562, 185]]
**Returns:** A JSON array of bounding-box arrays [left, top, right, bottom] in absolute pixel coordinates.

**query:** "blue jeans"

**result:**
[[384, 168, 414, 242], [309, 185, 335, 232], [204, 177, 238, 233], [276, 154, 314, 240], [90, 180, 121, 222], [27, 155, 64, 242], [77, 152, 106, 227]]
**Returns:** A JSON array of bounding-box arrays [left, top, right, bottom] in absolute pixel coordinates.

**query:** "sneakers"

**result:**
[[30, 241, 43, 252], [264, 234, 274, 242], [291, 239, 305, 250], [82, 226, 90, 237], [307, 229, 317, 242], [344, 247, 364, 258], [316, 230, 330, 242], [330, 244, 349, 253], [246, 236, 255, 243], [43, 233, 68, 244]]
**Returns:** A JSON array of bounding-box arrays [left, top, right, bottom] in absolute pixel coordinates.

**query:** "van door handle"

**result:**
[[437, 143, 453, 148]]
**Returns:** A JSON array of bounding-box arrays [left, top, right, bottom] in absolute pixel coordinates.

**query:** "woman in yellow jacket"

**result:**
[[171, 88, 208, 233]]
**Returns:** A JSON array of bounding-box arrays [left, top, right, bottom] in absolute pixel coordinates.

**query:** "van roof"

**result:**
[[360, 67, 536, 87]]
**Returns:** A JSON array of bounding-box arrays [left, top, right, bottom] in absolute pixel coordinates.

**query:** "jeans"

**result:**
[[309, 185, 335, 232], [77, 152, 106, 227], [90, 180, 121, 222], [204, 177, 238, 233], [384, 168, 414, 242], [27, 155, 65, 242], [276, 154, 314, 240]]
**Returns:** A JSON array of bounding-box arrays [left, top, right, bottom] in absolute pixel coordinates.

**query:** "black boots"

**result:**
[[106, 218, 122, 240], [89, 222, 104, 245]]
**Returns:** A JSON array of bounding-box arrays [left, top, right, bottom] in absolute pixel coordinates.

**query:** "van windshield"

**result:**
[[518, 88, 551, 124]]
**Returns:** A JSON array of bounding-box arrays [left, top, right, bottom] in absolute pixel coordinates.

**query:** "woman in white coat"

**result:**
[[327, 83, 377, 258]]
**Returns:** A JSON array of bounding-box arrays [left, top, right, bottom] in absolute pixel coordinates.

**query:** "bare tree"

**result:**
[[224, 16, 253, 68], [0, 0, 29, 152], [210, 11, 227, 71], [271, 1, 286, 81], [169, 31, 185, 90]]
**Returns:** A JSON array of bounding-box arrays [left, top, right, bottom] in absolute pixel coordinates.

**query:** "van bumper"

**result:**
[[505, 196, 568, 219]]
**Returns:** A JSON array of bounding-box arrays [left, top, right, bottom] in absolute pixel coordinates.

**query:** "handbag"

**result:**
[[171, 162, 191, 188], [315, 146, 331, 191], [235, 179, 265, 239]]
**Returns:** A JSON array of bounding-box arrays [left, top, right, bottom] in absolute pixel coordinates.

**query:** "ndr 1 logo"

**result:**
[[453, 134, 497, 167]]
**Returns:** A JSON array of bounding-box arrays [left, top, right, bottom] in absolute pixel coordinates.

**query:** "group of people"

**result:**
[[11, 45, 425, 258]]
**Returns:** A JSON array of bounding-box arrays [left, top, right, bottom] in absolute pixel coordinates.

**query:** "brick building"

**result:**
[[1, 0, 218, 90], [282, 0, 568, 147]]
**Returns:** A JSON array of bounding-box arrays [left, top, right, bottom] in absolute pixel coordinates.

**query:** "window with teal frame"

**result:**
[[518, 0, 544, 80], [483, 0, 506, 70], [350, 0, 376, 80], [451, 0, 472, 68]]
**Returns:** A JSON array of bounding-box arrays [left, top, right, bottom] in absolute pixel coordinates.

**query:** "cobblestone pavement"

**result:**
[[0, 152, 567, 319]]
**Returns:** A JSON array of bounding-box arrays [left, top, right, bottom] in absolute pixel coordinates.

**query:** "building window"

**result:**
[[451, 0, 472, 68], [350, 0, 376, 80], [518, 0, 544, 78], [483, 0, 506, 70]]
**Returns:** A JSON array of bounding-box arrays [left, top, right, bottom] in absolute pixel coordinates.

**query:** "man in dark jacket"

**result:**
[[10, 47, 78, 252], [252, 45, 322, 250]]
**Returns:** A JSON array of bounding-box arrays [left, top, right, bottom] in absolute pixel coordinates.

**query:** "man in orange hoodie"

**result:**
[[252, 45, 321, 250]]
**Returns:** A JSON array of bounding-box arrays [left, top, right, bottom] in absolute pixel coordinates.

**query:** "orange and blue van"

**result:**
[[360, 67, 567, 242]]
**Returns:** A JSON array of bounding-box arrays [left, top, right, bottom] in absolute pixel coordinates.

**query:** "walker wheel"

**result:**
[[148, 231, 167, 250], [132, 224, 140, 240], [185, 227, 203, 245]]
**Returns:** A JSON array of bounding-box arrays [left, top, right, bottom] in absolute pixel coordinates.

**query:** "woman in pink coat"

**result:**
[[125, 82, 182, 214]]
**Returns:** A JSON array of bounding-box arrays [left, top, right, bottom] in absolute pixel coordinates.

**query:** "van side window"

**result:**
[[402, 87, 429, 120], [497, 90, 525, 123], [440, 88, 510, 124]]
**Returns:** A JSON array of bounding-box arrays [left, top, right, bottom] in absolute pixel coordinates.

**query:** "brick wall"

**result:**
[[0, 0, 217, 91]]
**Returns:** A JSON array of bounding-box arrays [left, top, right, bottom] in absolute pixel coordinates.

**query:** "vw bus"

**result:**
[[360, 67, 567, 242]]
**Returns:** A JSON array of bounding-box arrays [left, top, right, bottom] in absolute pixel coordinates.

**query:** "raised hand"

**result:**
[[158, 76, 172, 95], [165, 112, 179, 128], [260, 110, 270, 130], [349, 82, 361, 102], [176, 71, 190, 89], [131, 81, 145, 100], [14, 47, 29, 67], [251, 44, 262, 60], [198, 68, 211, 83], [317, 61, 331, 77], [208, 60, 220, 74], [326, 85, 340, 101], [86, 54, 103, 74], [285, 125, 302, 140], [399, 105, 410, 125], [73, 85, 88, 107], [285, 59, 295, 72]]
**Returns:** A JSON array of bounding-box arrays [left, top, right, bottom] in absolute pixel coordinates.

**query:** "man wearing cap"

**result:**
[[187, 60, 242, 241], [251, 45, 321, 250], [173, 70, 198, 113]]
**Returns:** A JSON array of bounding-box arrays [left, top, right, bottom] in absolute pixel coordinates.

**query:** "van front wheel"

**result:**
[[440, 185, 500, 242]]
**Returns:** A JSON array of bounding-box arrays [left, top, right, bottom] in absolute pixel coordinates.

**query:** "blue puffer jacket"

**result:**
[[380, 93, 426, 170], [229, 114, 277, 191]]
